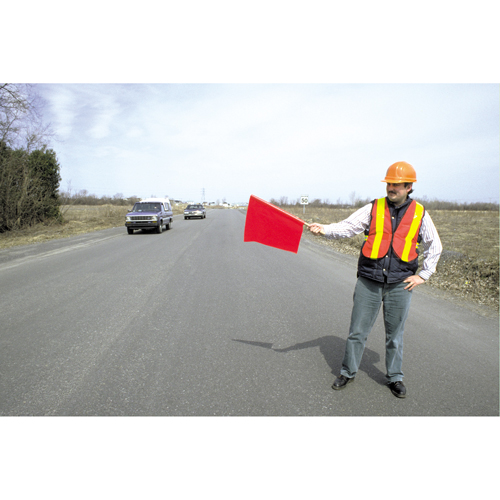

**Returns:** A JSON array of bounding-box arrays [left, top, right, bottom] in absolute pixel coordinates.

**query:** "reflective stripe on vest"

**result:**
[[393, 200, 424, 261], [363, 198, 392, 259], [362, 198, 424, 262]]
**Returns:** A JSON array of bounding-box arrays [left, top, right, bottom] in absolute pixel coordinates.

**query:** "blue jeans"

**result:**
[[340, 277, 413, 383]]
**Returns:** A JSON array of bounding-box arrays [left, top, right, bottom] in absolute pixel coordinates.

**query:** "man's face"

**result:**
[[386, 183, 412, 205]]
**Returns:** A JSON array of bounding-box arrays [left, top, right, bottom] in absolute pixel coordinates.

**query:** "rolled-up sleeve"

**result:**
[[418, 212, 443, 280], [323, 203, 372, 239]]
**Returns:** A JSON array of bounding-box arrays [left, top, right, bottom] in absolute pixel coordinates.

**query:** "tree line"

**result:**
[[0, 84, 61, 232], [59, 189, 141, 207], [270, 194, 499, 211]]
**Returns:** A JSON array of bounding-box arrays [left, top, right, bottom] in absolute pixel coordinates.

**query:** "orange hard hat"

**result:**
[[381, 161, 417, 183]]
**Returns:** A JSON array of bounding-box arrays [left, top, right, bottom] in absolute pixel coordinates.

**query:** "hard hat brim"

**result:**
[[381, 177, 417, 183]]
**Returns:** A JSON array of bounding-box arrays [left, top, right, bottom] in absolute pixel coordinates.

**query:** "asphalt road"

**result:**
[[0, 209, 498, 416]]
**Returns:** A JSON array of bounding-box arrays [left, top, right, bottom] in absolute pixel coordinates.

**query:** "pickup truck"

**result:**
[[125, 198, 173, 234]]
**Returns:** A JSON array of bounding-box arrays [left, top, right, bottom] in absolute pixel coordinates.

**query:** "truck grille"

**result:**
[[130, 216, 153, 220]]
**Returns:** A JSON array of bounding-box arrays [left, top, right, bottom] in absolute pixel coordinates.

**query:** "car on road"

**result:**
[[125, 198, 173, 234], [184, 204, 206, 219]]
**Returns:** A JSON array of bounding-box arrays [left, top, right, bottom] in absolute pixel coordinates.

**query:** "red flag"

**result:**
[[244, 195, 307, 253]]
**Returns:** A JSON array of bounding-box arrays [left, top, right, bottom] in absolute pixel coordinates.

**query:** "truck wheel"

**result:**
[[157, 222, 163, 233], [127, 227, 134, 234], [166, 220, 171, 230]]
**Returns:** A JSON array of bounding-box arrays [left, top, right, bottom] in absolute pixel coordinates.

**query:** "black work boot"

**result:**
[[332, 375, 355, 391]]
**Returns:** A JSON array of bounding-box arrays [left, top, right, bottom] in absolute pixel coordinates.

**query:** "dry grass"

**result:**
[[0, 204, 187, 250], [421, 210, 499, 309], [289, 205, 499, 310]]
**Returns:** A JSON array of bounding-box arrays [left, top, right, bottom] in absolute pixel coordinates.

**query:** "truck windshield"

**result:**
[[132, 203, 161, 212]]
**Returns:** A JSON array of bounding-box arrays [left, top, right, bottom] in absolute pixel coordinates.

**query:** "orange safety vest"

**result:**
[[362, 198, 424, 262]]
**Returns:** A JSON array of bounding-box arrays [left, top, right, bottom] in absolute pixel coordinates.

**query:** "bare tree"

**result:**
[[348, 191, 358, 206], [0, 83, 53, 151]]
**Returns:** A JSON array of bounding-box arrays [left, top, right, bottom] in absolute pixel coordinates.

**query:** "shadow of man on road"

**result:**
[[232, 335, 387, 385]]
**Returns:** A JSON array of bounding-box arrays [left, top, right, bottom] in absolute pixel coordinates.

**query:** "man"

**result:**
[[308, 161, 442, 398]]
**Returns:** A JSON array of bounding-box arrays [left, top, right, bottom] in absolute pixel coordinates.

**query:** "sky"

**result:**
[[37, 83, 499, 205]]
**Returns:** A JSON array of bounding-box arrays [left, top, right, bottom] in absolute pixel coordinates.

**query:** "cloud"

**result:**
[[39, 83, 499, 203]]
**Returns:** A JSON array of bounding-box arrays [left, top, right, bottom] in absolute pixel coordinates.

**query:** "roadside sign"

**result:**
[[300, 195, 309, 205]]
